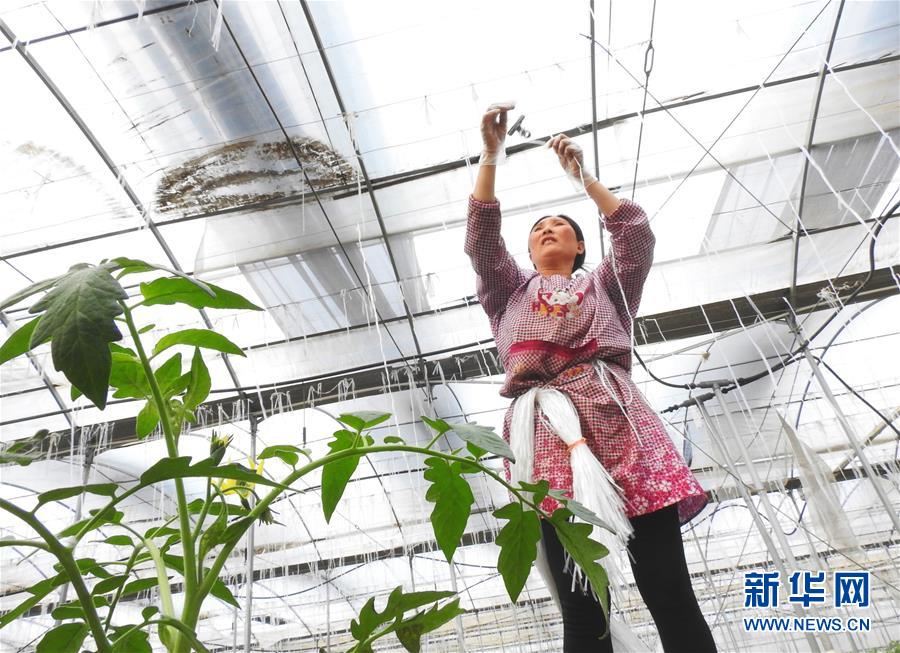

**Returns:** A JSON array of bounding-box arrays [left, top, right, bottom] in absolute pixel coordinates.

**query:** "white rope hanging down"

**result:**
[[510, 387, 634, 590]]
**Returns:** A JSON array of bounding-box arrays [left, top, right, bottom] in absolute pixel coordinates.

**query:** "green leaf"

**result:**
[[420, 416, 451, 435], [183, 348, 211, 411], [321, 429, 370, 523], [35, 483, 117, 509], [136, 401, 160, 439], [210, 577, 240, 607], [566, 498, 614, 532], [139, 456, 283, 490], [0, 575, 64, 627], [153, 328, 245, 358], [122, 576, 160, 596], [51, 601, 85, 620], [140, 277, 261, 311], [154, 617, 212, 653], [548, 509, 611, 625], [395, 598, 466, 652], [109, 352, 150, 399], [349, 586, 455, 646], [36, 622, 88, 653], [493, 502, 541, 602], [338, 411, 391, 431], [103, 535, 134, 547], [111, 627, 151, 653], [0, 316, 45, 365], [1, 276, 61, 311], [448, 423, 515, 462], [58, 507, 123, 538], [138, 323, 156, 334], [466, 441, 488, 459], [186, 498, 248, 517], [142, 605, 160, 621], [28, 265, 127, 409], [105, 257, 214, 294], [383, 435, 406, 444], [258, 444, 311, 468], [70, 385, 82, 401], [154, 352, 183, 396], [423, 457, 474, 562], [518, 480, 551, 506]]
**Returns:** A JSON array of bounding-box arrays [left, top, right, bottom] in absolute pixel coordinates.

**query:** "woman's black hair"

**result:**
[[529, 214, 586, 273]]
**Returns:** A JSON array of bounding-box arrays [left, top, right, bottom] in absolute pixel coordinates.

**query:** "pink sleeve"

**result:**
[[595, 198, 655, 329], [464, 195, 529, 320]]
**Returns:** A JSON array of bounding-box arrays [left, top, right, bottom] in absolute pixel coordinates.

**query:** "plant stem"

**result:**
[[120, 303, 198, 650], [0, 539, 50, 551], [197, 445, 543, 610], [0, 498, 112, 653]]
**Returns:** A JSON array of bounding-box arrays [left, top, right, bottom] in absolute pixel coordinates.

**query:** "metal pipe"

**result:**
[[801, 349, 900, 534], [695, 399, 823, 653]]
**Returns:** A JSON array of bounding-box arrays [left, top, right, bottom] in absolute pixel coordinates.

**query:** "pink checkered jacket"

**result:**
[[464, 194, 707, 524]]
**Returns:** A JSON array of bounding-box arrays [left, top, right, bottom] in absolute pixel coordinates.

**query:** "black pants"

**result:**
[[539, 503, 717, 652]]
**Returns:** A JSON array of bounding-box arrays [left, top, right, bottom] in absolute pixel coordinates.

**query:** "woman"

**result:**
[[465, 104, 717, 652]]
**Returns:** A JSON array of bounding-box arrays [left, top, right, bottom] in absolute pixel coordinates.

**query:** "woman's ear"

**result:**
[[576, 241, 585, 254]]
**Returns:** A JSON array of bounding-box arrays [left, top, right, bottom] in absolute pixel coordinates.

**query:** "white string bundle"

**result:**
[[510, 387, 634, 590]]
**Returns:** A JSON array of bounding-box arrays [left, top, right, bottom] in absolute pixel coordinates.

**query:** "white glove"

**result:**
[[548, 134, 598, 191], [480, 101, 516, 165]]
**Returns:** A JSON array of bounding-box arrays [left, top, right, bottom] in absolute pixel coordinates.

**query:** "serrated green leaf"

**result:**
[[35, 621, 88, 653], [338, 411, 391, 431], [548, 509, 611, 625], [136, 401, 160, 439], [349, 586, 455, 646], [1, 276, 61, 311], [420, 415, 451, 435], [321, 429, 369, 523], [28, 265, 127, 409], [423, 457, 474, 562], [395, 598, 466, 653], [258, 444, 310, 468], [153, 328, 245, 358], [493, 502, 541, 602], [109, 352, 149, 399], [518, 479, 551, 507], [140, 277, 261, 311], [0, 316, 45, 365], [449, 423, 515, 462], [35, 483, 117, 509]]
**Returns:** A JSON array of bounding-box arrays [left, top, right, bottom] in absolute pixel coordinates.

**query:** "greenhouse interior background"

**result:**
[[0, 0, 898, 651]]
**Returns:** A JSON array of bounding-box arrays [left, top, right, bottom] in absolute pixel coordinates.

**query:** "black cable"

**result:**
[[811, 355, 900, 438], [654, 200, 899, 411]]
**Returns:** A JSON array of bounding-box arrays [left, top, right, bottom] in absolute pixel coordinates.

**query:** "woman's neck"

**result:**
[[537, 264, 572, 278]]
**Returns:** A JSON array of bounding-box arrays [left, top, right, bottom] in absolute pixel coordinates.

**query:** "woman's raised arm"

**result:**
[[464, 105, 529, 319], [550, 135, 655, 329]]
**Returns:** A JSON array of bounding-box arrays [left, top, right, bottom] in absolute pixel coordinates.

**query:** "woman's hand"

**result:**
[[480, 102, 515, 165], [549, 134, 597, 189]]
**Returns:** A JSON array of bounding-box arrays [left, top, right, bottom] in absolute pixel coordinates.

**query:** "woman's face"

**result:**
[[528, 216, 584, 271]]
